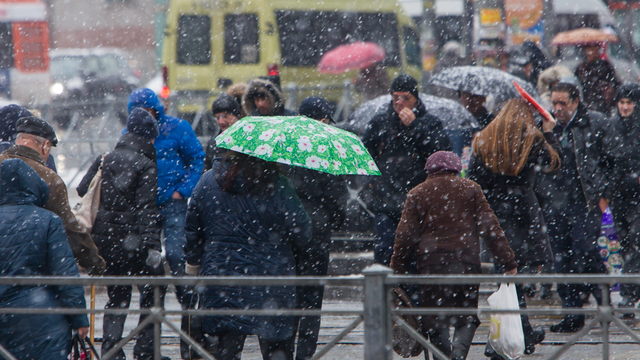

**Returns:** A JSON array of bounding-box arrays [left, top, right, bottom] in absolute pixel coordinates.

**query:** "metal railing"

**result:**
[[2, 268, 640, 360]]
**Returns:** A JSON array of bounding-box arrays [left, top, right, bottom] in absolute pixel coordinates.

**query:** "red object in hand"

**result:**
[[317, 42, 386, 74], [513, 81, 553, 121]]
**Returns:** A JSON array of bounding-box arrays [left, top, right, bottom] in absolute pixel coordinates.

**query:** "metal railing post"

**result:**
[[154, 285, 162, 360], [601, 285, 611, 360], [363, 264, 393, 360]]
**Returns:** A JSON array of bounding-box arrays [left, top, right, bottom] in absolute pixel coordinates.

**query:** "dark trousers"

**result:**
[[290, 241, 330, 360], [546, 196, 608, 310], [205, 331, 295, 360], [96, 236, 167, 360], [374, 213, 398, 266], [611, 197, 640, 301]]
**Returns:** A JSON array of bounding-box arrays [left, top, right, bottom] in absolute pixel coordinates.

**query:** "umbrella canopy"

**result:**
[[551, 28, 619, 46], [215, 116, 381, 176], [343, 93, 479, 136], [430, 66, 539, 104], [317, 42, 385, 74]]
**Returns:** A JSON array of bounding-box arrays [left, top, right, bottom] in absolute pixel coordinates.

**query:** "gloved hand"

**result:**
[[145, 249, 162, 269]]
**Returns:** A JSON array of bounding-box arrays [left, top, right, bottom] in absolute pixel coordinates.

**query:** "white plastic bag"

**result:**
[[487, 283, 525, 359]]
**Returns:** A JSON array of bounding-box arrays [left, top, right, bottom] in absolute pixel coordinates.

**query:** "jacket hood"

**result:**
[[116, 132, 157, 161], [0, 158, 49, 207], [213, 158, 249, 195], [243, 79, 285, 116], [127, 88, 165, 119], [537, 65, 573, 95]]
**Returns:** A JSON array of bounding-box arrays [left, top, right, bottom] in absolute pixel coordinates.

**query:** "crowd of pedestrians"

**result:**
[[0, 57, 638, 360]]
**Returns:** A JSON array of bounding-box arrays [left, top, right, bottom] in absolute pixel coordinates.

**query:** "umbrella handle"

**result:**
[[90, 284, 95, 360], [513, 81, 554, 122]]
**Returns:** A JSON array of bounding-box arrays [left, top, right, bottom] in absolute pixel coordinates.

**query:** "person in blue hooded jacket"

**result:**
[[0, 158, 89, 360], [125, 88, 204, 358], [185, 152, 312, 360]]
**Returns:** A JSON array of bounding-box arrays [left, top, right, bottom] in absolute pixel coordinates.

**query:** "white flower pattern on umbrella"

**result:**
[[215, 116, 380, 175], [306, 156, 322, 169]]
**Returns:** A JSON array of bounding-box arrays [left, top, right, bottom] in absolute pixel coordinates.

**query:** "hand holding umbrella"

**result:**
[[513, 81, 556, 132]]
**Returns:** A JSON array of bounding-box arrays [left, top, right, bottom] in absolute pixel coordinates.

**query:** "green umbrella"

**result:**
[[215, 116, 381, 176]]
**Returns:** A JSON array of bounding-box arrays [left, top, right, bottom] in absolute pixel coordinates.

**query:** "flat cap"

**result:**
[[16, 116, 58, 146]]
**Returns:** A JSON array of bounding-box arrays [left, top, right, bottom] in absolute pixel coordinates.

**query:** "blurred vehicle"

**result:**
[[0, 0, 50, 107], [553, 42, 640, 84], [49, 48, 140, 126], [161, 0, 422, 125]]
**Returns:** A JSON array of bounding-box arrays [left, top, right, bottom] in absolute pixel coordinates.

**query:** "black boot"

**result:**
[[102, 314, 127, 360], [550, 315, 585, 333], [524, 326, 545, 355], [451, 323, 477, 360], [539, 284, 553, 300], [428, 328, 452, 358], [617, 296, 636, 319]]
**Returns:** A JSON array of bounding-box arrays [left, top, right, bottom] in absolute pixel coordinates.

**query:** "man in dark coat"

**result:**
[[574, 44, 619, 114], [542, 83, 620, 332], [608, 84, 640, 315], [203, 94, 243, 172], [78, 108, 168, 360], [243, 78, 297, 117], [0, 104, 57, 171], [459, 91, 494, 129], [363, 74, 452, 265], [286, 97, 349, 360], [0, 158, 89, 360], [0, 116, 105, 275]]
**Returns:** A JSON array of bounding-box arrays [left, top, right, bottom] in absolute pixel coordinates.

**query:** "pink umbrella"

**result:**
[[317, 42, 386, 74]]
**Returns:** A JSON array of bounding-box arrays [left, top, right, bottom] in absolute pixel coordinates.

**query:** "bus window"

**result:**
[[177, 15, 211, 65], [0, 23, 13, 69], [224, 14, 259, 64], [276, 11, 400, 67], [403, 26, 421, 67]]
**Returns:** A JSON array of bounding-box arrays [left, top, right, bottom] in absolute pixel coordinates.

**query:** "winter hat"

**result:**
[[0, 105, 31, 142], [211, 94, 242, 118], [425, 151, 462, 175], [615, 84, 640, 103], [299, 96, 334, 123], [16, 116, 58, 146], [127, 108, 159, 139], [390, 74, 419, 99]]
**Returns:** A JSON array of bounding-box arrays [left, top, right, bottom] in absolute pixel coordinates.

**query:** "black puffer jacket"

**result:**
[[468, 133, 560, 266], [77, 132, 160, 252], [362, 100, 452, 220]]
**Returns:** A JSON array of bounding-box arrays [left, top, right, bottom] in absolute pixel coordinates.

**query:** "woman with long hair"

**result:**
[[185, 151, 312, 360], [468, 98, 561, 358]]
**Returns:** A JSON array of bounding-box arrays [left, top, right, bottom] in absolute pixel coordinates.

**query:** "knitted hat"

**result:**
[[390, 74, 419, 99], [211, 94, 242, 118], [425, 151, 462, 174], [0, 105, 31, 142], [615, 84, 640, 103], [127, 108, 159, 139]]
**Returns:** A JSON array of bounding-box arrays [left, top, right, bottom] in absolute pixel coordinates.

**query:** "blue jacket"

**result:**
[[185, 159, 312, 341], [127, 88, 204, 205], [0, 159, 88, 360]]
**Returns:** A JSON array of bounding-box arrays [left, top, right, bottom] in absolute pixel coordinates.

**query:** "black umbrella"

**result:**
[[430, 66, 540, 104], [343, 94, 478, 136]]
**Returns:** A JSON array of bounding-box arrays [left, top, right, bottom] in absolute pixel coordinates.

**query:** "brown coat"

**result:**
[[0, 145, 106, 275], [391, 171, 517, 274]]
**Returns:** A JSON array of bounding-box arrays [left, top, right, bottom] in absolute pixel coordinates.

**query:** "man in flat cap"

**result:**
[[0, 116, 105, 275]]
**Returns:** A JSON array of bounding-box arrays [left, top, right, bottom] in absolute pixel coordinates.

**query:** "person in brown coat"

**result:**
[[0, 116, 105, 275], [391, 151, 517, 360]]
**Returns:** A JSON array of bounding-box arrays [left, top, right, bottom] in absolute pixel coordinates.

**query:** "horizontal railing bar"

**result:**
[[394, 308, 604, 316], [0, 275, 365, 286], [387, 274, 640, 285], [0, 308, 364, 316]]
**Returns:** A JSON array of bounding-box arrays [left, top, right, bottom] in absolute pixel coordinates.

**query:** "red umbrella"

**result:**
[[317, 42, 386, 74]]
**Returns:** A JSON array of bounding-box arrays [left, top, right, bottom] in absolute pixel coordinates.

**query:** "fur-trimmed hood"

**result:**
[[242, 79, 286, 116]]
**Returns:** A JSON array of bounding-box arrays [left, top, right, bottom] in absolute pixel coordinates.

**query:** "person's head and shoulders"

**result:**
[[459, 91, 493, 129], [117, 107, 159, 162], [370, 74, 436, 130], [0, 158, 50, 215], [611, 84, 640, 128], [243, 78, 296, 117], [127, 87, 195, 138], [0, 116, 58, 179], [204, 94, 243, 170], [550, 82, 606, 132]]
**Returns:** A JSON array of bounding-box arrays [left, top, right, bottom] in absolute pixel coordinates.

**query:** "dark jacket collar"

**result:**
[[115, 132, 157, 161], [4, 145, 45, 165]]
